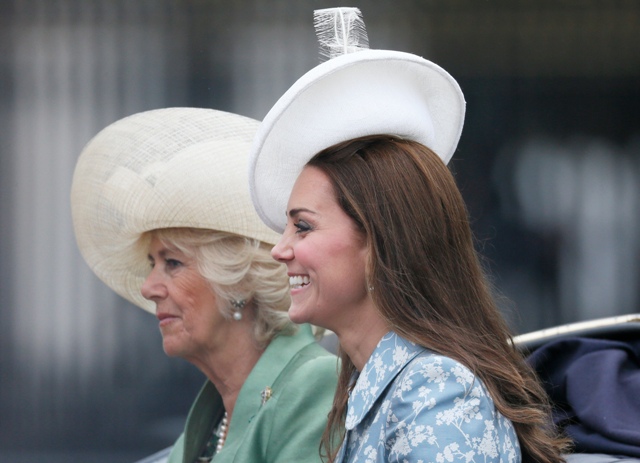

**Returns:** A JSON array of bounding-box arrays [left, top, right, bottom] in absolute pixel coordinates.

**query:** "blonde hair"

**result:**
[[145, 227, 295, 348]]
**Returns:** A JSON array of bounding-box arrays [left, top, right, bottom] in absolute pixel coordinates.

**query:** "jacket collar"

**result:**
[[345, 331, 424, 430], [183, 324, 317, 462], [229, 324, 316, 435]]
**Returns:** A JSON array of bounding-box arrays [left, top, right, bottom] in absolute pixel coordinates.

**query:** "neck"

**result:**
[[188, 313, 265, 417], [335, 311, 389, 372]]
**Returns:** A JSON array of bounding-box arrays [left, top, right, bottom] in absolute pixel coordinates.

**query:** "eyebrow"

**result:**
[[287, 207, 317, 218], [147, 248, 170, 261]]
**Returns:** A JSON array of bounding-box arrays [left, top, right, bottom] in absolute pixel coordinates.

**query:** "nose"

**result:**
[[271, 233, 294, 263], [140, 266, 167, 301]]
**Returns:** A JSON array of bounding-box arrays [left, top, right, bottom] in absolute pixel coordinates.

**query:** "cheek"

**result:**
[[328, 242, 368, 284], [176, 279, 217, 316], [294, 240, 323, 268], [174, 284, 200, 310], [339, 244, 369, 292]]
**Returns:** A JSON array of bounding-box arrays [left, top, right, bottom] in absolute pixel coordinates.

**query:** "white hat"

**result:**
[[249, 7, 466, 233], [71, 107, 281, 313]]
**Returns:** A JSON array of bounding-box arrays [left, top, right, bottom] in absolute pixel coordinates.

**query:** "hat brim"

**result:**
[[249, 49, 465, 233], [72, 108, 281, 313]]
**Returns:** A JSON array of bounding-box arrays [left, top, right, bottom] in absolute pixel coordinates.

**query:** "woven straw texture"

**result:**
[[71, 107, 280, 313]]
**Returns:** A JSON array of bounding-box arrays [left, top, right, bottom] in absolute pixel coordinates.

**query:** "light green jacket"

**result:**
[[167, 324, 338, 463]]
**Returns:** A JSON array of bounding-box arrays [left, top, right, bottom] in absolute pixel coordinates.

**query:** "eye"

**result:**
[[165, 258, 183, 270], [294, 220, 312, 234]]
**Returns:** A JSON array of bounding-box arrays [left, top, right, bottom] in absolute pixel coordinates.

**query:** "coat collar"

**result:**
[[183, 324, 317, 462], [228, 324, 316, 436], [345, 331, 424, 430]]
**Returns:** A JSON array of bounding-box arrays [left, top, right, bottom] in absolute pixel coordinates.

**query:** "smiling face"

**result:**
[[140, 236, 226, 361], [271, 166, 372, 332]]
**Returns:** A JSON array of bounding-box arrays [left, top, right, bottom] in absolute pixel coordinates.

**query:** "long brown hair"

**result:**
[[308, 136, 570, 463]]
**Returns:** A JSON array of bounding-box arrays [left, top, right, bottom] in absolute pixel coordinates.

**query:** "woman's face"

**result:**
[[271, 166, 371, 332], [141, 236, 224, 360]]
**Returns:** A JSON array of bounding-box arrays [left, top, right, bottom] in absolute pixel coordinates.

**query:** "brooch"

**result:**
[[260, 386, 272, 405]]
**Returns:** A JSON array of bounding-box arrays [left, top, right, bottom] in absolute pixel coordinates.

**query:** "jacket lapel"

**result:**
[[221, 325, 317, 459], [345, 332, 424, 430]]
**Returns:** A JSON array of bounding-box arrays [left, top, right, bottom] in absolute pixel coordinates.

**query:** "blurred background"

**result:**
[[0, 0, 638, 461]]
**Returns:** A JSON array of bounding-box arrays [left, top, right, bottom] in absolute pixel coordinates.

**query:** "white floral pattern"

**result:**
[[336, 332, 521, 463]]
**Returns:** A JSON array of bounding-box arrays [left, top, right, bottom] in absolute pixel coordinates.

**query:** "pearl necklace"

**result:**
[[215, 412, 229, 454]]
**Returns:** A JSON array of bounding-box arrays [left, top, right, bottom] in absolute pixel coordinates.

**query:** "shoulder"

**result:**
[[387, 351, 500, 424], [279, 343, 339, 393], [381, 352, 520, 463], [261, 345, 337, 462], [264, 335, 338, 412], [276, 330, 339, 378], [397, 350, 479, 391]]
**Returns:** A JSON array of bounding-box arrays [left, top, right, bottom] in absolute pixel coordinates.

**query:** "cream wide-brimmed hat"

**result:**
[[249, 7, 466, 233], [71, 107, 281, 313]]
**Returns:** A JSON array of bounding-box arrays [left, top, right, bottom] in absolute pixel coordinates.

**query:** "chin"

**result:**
[[162, 339, 182, 358], [162, 346, 176, 357], [287, 305, 311, 325]]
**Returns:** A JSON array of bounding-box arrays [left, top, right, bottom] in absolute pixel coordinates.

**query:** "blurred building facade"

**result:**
[[0, 0, 638, 461]]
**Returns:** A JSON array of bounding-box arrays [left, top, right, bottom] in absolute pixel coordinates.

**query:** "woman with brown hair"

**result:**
[[248, 7, 570, 463]]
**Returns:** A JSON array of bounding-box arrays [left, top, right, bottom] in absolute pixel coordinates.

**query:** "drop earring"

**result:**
[[230, 299, 246, 321]]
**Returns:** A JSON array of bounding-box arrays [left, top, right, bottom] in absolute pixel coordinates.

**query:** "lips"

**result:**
[[289, 275, 310, 289], [157, 312, 179, 326]]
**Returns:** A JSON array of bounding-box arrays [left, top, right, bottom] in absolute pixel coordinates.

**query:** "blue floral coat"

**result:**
[[335, 331, 521, 463]]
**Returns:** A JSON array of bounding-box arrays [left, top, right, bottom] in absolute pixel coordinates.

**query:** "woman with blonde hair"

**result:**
[[248, 7, 570, 463], [71, 107, 338, 462]]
